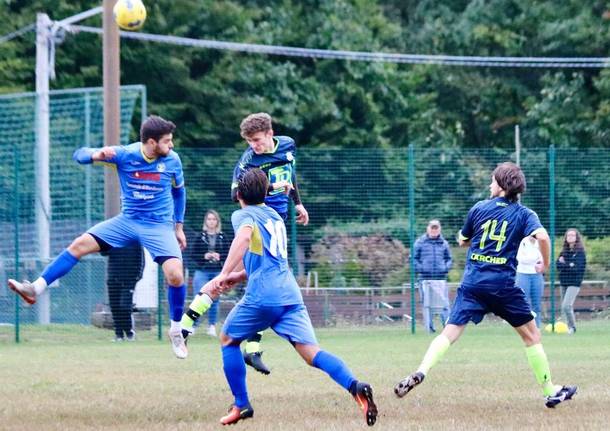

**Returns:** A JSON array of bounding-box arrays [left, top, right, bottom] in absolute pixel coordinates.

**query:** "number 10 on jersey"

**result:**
[[264, 219, 288, 258]]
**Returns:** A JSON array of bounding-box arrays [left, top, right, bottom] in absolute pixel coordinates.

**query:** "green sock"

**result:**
[[525, 344, 557, 396], [416, 334, 451, 375], [180, 293, 213, 332]]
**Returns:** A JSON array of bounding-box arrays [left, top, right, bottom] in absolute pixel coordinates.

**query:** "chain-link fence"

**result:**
[[0, 86, 146, 340], [1, 88, 608, 341]]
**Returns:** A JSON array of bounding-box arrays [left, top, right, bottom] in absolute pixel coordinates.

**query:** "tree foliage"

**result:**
[[2, 0, 610, 149], [2, 1, 609, 243]]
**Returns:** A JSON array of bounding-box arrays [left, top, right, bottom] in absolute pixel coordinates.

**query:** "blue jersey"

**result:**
[[231, 136, 297, 216], [459, 197, 543, 288], [231, 205, 302, 306], [76, 142, 184, 223]]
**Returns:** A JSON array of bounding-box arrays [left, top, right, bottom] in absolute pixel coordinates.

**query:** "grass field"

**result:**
[[1, 320, 609, 430]]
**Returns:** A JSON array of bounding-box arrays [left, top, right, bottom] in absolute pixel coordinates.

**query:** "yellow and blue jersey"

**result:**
[[459, 197, 543, 288], [231, 136, 296, 217], [231, 204, 302, 306], [74, 142, 184, 223]]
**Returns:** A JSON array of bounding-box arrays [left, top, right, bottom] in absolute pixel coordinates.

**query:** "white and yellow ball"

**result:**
[[544, 321, 569, 334], [113, 0, 147, 31]]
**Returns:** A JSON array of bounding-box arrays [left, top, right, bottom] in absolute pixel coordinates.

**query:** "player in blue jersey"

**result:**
[[8, 115, 190, 359], [394, 162, 576, 409], [184, 169, 377, 426], [228, 112, 308, 373]]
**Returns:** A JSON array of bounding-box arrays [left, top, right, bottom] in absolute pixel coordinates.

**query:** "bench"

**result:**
[[299, 281, 609, 326], [541, 280, 609, 315]]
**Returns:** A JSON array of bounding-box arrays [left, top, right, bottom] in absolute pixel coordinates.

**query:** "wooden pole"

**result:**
[[103, 0, 121, 218]]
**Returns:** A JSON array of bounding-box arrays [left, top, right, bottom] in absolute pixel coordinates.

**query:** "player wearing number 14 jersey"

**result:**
[[394, 162, 576, 409]]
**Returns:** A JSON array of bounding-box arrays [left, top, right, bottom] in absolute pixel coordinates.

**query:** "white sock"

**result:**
[[33, 278, 48, 295], [170, 320, 181, 332]]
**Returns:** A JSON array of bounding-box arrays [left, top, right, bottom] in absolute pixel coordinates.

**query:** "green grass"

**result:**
[[1, 321, 609, 430]]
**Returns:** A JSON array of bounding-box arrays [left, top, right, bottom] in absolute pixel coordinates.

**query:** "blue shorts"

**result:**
[[222, 302, 318, 345], [447, 284, 534, 328], [88, 214, 182, 261]]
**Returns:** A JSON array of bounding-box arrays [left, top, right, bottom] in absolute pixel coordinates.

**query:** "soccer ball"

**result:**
[[113, 0, 147, 31], [544, 321, 569, 334]]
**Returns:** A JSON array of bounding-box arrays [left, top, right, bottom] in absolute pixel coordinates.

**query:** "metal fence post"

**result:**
[[408, 144, 416, 334], [157, 267, 163, 341], [548, 144, 556, 329], [14, 146, 20, 343], [290, 201, 298, 276]]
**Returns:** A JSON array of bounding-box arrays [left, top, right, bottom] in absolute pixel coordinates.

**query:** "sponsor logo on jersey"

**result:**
[[132, 191, 154, 200], [131, 171, 161, 181], [126, 182, 162, 192], [470, 252, 507, 264]]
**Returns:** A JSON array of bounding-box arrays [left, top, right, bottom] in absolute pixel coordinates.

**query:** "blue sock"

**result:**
[[41, 249, 79, 285], [167, 284, 186, 321], [313, 350, 357, 392], [222, 344, 249, 408]]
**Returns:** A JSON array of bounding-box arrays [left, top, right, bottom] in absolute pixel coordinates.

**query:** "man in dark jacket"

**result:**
[[104, 244, 145, 341], [413, 220, 453, 333]]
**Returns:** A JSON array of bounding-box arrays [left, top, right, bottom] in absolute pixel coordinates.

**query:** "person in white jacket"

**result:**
[[516, 236, 545, 327]]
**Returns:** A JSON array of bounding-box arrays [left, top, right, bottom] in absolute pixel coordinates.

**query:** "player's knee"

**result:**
[[165, 270, 184, 286], [219, 333, 235, 346], [295, 343, 319, 365], [68, 234, 97, 257]]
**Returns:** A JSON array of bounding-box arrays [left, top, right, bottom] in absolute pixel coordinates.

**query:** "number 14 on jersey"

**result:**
[[479, 219, 508, 251]]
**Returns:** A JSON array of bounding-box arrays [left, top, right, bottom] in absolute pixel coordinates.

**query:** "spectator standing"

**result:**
[[188, 210, 229, 337], [516, 236, 545, 327], [556, 228, 587, 334], [104, 244, 145, 341], [413, 220, 453, 333]]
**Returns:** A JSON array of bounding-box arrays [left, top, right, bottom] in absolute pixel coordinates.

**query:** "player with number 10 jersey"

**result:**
[[231, 204, 302, 307]]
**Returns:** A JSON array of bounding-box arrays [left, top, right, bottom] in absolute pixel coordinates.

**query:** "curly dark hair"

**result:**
[[237, 169, 268, 205], [140, 115, 176, 143]]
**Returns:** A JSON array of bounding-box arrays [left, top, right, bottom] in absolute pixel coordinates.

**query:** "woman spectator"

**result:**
[[516, 236, 545, 327], [556, 228, 587, 334], [188, 210, 228, 336]]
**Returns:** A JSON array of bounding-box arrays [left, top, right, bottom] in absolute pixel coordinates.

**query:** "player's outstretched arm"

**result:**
[[289, 175, 309, 226], [212, 229, 250, 292], [533, 229, 551, 271], [217, 269, 248, 293], [72, 147, 117, 164], [220, 226, 251, 275]]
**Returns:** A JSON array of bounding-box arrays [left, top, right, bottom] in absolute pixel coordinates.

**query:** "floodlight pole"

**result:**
[[35, 13, 52, 324], [103, 0, 121, 218], [32, 6, 106, 326]]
